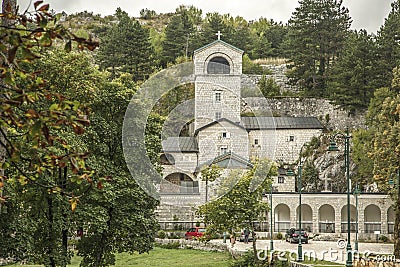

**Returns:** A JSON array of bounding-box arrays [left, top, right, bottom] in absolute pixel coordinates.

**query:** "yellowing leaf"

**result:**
[[69, 198, 78, 212]]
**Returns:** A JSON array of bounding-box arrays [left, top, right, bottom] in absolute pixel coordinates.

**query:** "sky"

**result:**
[[18, 0, 395, 34]]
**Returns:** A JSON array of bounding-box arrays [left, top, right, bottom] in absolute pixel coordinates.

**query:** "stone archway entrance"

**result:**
[[296, 204, 313, 232], [319, 204, 335, 233], [364, 204, 381, 233], [341, 204, 357, 233], [274, 204, 290, 232]]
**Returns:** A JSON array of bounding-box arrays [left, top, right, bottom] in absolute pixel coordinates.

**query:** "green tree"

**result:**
[[352, 129, 374, 188], [96, 8, 155, 81], [376, 0, 400, 88], [227, 15, 252, 52], [265, 21, 288, 57], [200, 164, 221, 202], [199, 12, 233, 46], [161, 13, 193, 66], [197, 159, 277, 265], [248, 18, 273, 59], [365, 68, 400, 257], [140, 8, 156, 20], [75, 77, 159, 266], [258, 75, 281, 97], [286, 0, 351, 96], [328, 30, 379, 112], [0, 3, 99, 265], [301, 161, 321, 192]]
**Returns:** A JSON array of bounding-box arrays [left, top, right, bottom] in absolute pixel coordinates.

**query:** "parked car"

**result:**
[[185, 227, 206, 240], [285, 228, 309, 244]]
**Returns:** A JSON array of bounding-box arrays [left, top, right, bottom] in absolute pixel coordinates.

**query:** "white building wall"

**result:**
[[197, 121, 249, 165]]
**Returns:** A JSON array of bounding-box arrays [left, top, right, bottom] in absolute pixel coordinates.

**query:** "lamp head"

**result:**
[[286, 168, 295, 176], [328, 141, 339, 151]]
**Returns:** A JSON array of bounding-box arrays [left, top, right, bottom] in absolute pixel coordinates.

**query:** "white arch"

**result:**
[[340, 204, 357, 233], [364, 204, 382, 233], [274, 204, 290, 232], [204, 52, 234, 74], [319, 204, 335, 233]]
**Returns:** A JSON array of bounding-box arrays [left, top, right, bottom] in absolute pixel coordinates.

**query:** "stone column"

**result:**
[[312, 207, 319, 234], [335, 206, 342, 235]]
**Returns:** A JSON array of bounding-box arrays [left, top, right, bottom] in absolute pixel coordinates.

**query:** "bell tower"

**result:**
[[193, 36, 244, 130]]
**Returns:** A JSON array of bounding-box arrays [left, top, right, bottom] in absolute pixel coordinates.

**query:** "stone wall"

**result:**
[[243, 97, 366, 130], [249, 128, 323, 163], [155, 238, 229, 252], [243, 64, 298, 93]]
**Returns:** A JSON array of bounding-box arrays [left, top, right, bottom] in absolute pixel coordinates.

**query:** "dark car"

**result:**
[[285, 228, 309, 244], [185, 227, 206, 240]]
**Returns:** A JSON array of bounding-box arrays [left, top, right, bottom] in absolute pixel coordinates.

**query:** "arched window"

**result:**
[[160, 173, 199, 194], [207, 56, 230, 74], [160, 153, 175, 165]]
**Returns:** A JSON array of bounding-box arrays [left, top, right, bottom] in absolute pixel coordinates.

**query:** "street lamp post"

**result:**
[[296, 143, 308, 262], [270, 184, 274, 251], [328, 128, 353, 267], [353, 184, 360, 251], [389, 167, 400, 258]]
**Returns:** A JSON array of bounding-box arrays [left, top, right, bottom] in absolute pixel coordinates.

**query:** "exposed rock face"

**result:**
[[242, 64, 366, 131]]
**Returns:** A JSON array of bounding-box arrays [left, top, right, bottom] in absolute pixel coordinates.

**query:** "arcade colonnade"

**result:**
[[268, 193, 394, 236]]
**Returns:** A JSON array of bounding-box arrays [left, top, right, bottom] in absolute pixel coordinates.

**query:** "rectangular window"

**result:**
[[220, 146, 227, 154], [278, 176, 285, 184], [215, 92, 221, 102], [254, 139, 259, 145], [222, 132, 230, 139], [215, 112, 222, 120], [289, 136, 295, 142]]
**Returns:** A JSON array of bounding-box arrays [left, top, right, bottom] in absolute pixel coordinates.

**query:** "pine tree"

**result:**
[[96, 8, 155, 81], [286, 0, 351, 97], [328, 30, 379, 112], [376, 0, 400, 88], [161, 14, 190, 65]]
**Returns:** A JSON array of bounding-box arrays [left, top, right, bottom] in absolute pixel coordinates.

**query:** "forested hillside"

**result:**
[[62, 1, 400, 113]]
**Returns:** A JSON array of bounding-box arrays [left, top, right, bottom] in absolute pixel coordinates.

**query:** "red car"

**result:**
[[185, 227, 206, 239]]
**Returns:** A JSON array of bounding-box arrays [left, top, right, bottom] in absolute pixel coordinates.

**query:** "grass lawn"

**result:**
[[6, 247, 231, 267]]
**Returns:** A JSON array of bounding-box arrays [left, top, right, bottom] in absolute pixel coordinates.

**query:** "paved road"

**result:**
[[211, 239, 395, 264]]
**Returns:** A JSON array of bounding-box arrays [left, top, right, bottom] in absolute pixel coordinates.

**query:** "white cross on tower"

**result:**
[[216, 31, 222, 40]]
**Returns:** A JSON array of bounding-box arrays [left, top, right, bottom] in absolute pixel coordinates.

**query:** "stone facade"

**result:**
[[248, 128, 323, 163], [156, 39, 393, 238]]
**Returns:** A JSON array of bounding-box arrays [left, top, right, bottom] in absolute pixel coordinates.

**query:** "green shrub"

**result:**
[[168, 232, 180, 239], [276, 232, 283, 240], [157, 230, 166, 239], [230, 250, 268, 267], [379, 235, 388, 242], [156, 241, 181, 249]]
